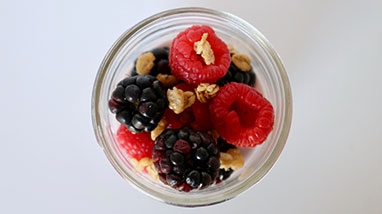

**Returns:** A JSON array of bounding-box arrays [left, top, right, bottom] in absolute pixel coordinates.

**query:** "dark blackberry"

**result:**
[[216, 137, 236, 182], [152, 127, 221, 192], [216, 62, 256, 86], [216, 137, 236, 152], [218, 168, 234, 182], [131, 47, 171, 77], [108, 74, 168, 132]]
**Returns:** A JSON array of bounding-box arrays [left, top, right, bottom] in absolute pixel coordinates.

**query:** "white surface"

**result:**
[[1, 0, 381, 213]]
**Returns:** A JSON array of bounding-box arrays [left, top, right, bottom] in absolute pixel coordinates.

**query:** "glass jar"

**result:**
[[91, 7, 292, 207]]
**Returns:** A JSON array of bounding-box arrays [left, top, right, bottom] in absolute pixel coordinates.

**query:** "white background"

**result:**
[[1, 0, 381, 213]]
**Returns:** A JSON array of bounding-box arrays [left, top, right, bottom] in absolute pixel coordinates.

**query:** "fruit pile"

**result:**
[[108, 25, 274, 192]]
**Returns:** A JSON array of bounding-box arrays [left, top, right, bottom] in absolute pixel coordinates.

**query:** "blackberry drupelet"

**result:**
[[216, 62, 256, 86], [216, 137, 236, 152], [218, 168, 234, 181], [131, 47, 171, 76], [108, 74, 168, 133], [152, 127, 221, 192], [216, 137, 236, 182]]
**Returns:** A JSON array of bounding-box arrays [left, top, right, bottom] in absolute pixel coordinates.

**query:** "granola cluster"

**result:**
[[167, 87, 196, 114], [195, 83, 219, 103]]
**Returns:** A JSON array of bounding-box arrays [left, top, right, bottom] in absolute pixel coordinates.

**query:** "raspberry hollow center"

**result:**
[[230, 100, 258, 127]]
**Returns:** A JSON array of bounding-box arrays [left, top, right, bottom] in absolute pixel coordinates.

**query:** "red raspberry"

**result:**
[[209, 82, 274, 148], [163, 108, 194, 129], [169, 25, 231, 86], [116, 125, 155, 160], [163, 83, 195, 129], [173, 82, 194, 92], [170, 82, 213, 131], [190, 99, 213, 132]]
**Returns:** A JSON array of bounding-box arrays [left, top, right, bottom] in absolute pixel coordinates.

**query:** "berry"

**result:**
[[217, 168, 234, 182], [172, 82, 194, 92], [216, 137, 236, 152], [152, 127, 221, 191], [172, 82, 213, 131], [132, 47, 171, 76], [209, 82, 274, 147], [116, 125, 155, 160], [190, 99, 212, 131], [108, 74, 168, 132], [162, 108, 194, 129], [169, 25, 231, 86], [217, 62, 256, 86]]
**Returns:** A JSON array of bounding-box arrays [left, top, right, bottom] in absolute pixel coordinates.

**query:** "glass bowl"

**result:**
[[91, 7, 292, 207]]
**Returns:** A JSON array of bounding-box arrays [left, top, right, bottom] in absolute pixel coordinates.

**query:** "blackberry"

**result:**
[[152, 127, 221, 192], [216, 137, 236, 182], [216, 62, 256, 86], [217, 137, 236, 152], [218, 168, 234, 181], [108, 74, 168, 133], [131, 47, 171, 76]]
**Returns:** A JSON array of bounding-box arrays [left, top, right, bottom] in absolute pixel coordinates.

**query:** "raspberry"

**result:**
[[190, 99, 213, 131], [108, 75, 168, 132], [152, 127, 221, 191], [209, 82, 274, 147], [173, 82, 194, 92], [170, 82, 213, 131], [163, 108, 194, 129], [116, 125, 155, 160], [169, 25, 231, 86]]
